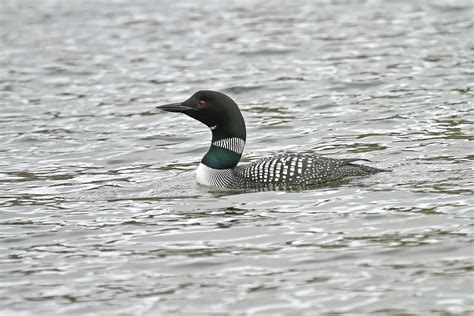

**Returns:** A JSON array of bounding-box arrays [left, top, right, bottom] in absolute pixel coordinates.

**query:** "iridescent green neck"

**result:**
[[201, 145, 242, 169], [202, 121, 246, 169]]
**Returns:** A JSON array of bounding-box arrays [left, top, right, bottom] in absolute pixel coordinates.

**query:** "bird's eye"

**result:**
[[198, 100, 206, 108]]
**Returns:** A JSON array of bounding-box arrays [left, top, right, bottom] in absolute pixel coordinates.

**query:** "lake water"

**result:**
[[1, 0, 473, 315]]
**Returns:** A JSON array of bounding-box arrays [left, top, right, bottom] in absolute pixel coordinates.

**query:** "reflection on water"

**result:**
[[1, 0, 473, 315]]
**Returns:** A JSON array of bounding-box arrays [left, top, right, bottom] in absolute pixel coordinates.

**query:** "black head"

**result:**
[[156, 90, 246, 141]]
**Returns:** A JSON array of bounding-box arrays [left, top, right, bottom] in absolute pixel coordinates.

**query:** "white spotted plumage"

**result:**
[[196, 154, 386, 189]]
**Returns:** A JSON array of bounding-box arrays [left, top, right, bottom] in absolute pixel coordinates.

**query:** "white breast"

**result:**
[[196, 163, 234, 187]]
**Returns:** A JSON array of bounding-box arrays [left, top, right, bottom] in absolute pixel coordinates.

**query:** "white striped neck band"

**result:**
[[212, 137, 245, 155]]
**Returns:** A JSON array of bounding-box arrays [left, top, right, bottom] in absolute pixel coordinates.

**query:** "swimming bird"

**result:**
[[156, 90, 388, 189]]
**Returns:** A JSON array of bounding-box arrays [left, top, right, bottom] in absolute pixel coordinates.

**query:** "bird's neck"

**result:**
[[201, 132, 246, 169]]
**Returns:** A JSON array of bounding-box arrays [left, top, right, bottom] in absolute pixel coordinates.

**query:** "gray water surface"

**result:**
[[1, 0, 473, 315]]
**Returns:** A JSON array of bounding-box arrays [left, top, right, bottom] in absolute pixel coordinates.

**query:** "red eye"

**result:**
[[198, 100, 206, 108]]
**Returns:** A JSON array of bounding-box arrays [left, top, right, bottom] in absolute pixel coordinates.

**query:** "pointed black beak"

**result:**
[[156, 102, 186, 112], [156, 102, 195, 113]]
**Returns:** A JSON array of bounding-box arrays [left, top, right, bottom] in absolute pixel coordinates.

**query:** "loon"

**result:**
[[156, 90, 388, 190]]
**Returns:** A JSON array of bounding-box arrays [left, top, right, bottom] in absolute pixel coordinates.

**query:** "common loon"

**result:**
[[157, 90, 388, 189]]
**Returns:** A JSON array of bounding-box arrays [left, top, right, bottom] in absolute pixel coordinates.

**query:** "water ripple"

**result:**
[[1, 0, 473, 315]]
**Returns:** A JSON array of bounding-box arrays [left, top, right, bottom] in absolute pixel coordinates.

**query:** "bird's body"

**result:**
[[197, 154, 384, 189], [157, 90, 388, 190]]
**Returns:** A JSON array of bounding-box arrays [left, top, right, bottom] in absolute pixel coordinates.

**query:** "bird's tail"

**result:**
[[341, 159, 391, 174]]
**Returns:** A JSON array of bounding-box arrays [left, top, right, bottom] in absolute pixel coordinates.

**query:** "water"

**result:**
[[1, 0, 473, 314]]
